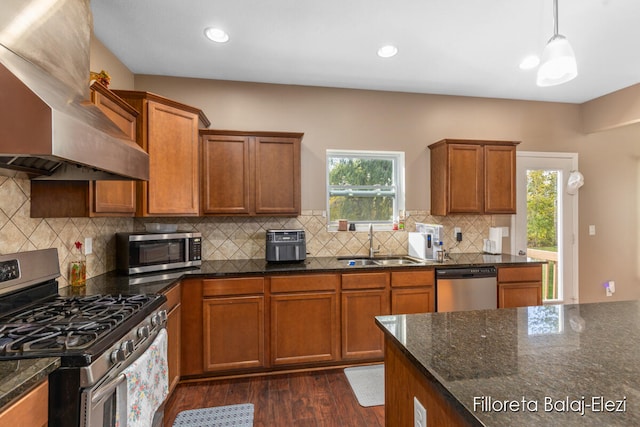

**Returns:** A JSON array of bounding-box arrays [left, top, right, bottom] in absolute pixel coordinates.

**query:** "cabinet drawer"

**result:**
[[270, 274, 339, 293], [203, 277, 264, 296], [498, 265, 542, 283], [391, 270, 435, 287], [163, 283, 181, 311], [342, 272, 389, 290]]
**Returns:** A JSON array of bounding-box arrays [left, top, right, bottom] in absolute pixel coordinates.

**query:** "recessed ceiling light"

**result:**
[[377, 45, 398, 58], [519, 55, 540, 70], [204, 27, 229, 43]]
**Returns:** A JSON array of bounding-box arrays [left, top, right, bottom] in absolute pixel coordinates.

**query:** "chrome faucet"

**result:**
[[368, 223, 380, 258]]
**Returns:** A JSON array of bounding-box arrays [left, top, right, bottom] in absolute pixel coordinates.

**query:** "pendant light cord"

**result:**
[[553, 0, 559, 36]]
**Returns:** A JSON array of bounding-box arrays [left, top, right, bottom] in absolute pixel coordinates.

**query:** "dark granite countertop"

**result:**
[[0, 358, 60, 412], [376, 301, 640, 426], [60, 253, 542, 296]]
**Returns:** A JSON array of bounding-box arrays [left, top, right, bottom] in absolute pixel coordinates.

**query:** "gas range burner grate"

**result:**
[[0, 294, 158, 356]]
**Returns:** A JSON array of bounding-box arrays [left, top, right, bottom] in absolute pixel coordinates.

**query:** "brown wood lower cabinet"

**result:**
[[164, 284, 181, 394], [341, 272, 390, 360], [0, 380, 48, 427], [201, 277, 266, 372], [497, 265, 543, 308], [203, 295, 265, 372], [270, 273, 339, 365], [391, 270, 435, 315], [179, 269, 440, 381]]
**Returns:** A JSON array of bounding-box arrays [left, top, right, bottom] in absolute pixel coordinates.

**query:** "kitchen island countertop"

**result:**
[[376, 300, 640, 426]]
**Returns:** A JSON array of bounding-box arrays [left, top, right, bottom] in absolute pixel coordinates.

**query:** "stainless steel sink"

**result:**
[[339, 256, 423, 266], [341, 258, 378, 266], [373, 258, 420, 266]]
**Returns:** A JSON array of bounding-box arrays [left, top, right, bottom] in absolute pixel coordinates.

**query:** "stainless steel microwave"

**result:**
[[116, 232, 202, 275]]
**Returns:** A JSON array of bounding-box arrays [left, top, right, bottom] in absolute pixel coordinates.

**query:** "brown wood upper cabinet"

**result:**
[[429, 139, 519, 215], [30, 82, 138, 217], [200, 130, 303, 216], [114, 90, 210, 217]]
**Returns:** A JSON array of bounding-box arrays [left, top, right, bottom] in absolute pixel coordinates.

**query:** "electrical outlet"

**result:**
[[454, 227, 461, 239], [589, 225, 596, 236], [84, 237, 92, 255], [414, 396, 427, 427], [605, 280, 615, 296]]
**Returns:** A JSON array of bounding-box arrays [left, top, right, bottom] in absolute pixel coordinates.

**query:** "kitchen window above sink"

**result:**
[[326, 149, 405, 230]]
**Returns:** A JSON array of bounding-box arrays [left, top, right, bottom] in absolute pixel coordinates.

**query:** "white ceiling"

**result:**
[[91, 0, 640, 104]]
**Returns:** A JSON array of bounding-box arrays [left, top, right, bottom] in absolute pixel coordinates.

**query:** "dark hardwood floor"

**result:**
[[164, 368, 385, 427]]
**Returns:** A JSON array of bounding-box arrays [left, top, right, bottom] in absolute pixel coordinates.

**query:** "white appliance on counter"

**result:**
[[408, 223, 444, 260], [483, 227, 503, 254]]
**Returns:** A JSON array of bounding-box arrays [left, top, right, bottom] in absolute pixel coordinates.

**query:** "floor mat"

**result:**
[[172, 403, 254, 427], [344, 364, 385, 407]]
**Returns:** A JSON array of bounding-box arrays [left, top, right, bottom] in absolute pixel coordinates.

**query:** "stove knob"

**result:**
[[121, 340, 134, 357], [151, 314, 159, 327], [110, 348, 126, 364], [138, 325, 150, 339], [158, 310, 167, 323]]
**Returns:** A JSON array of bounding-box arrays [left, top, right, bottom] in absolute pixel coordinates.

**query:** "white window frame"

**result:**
[[326, 149, 405, 231]]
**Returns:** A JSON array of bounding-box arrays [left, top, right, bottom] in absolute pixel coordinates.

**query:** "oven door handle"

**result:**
[[91, 373, 126, 405]]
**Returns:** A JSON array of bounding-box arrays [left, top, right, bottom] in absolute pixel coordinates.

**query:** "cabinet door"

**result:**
[[146, 101, 200, 215], [164, 284, 181, 394], [91, 83, 137, 215], [484, 144, 516, 213], [201, 134, 251, 214], [203, 296, 265, 372], [93, 181, 136, 214], [391, 288, 435, 314], [271, 292, 339, 365], [448, 144, 483, 213], [341, 289, 390, 360], [498, 283, 542, 308], [254, 136, 301, 215]]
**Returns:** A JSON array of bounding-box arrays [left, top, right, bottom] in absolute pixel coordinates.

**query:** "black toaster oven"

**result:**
[[266, 229, 306, 262]]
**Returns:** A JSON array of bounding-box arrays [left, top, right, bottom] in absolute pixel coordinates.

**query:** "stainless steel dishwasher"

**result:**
[[436, 266, 497, 312]]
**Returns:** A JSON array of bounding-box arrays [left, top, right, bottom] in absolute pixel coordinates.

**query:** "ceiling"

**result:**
[[91, 0, 640, 104]]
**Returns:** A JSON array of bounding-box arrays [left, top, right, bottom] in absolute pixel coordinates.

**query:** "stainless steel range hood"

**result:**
[[0, 0, 149, 181]]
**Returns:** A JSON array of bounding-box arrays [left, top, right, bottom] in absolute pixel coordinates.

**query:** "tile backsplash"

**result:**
[[1, 176, 498, 287]]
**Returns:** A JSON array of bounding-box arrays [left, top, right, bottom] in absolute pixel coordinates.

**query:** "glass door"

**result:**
[[512, 152, 579, 303]]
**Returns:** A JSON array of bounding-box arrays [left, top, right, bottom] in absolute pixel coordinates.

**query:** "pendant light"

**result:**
[[536, 0, 577, 87]]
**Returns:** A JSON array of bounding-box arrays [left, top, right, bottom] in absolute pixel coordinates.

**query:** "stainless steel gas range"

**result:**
[[0, 248, 168, 427]]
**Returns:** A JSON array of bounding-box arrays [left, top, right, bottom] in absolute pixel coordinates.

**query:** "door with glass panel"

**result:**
[[512, 152, 579, 303]]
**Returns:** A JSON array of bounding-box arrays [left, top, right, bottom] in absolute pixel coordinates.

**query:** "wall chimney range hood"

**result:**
[[0, 0, 149, 181]]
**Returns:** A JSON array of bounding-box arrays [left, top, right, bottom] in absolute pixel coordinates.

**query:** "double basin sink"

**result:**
[[338, 256, 425, 266]]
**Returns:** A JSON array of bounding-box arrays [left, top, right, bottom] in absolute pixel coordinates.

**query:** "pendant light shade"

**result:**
[[536, 0, 577, 87]]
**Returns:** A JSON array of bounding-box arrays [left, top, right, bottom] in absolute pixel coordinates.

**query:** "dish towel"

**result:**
[[116, 328, 168, 427]]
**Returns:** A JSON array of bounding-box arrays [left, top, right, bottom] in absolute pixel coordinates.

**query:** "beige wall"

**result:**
[[10, 38, 638, 304], [89, 35, 135, 90], [130, 75, 640, 304]]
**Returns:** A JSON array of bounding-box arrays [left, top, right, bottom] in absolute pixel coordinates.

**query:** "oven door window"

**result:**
[[130, 239, 185, 267]]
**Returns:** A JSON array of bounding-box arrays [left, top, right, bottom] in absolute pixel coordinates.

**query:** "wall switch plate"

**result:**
[[454, 227, 461, 239], [501, 226, 509, 237], [589, 225, 596, 236], [84, 237, 93, 255], [414, 396, 427, 427]]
